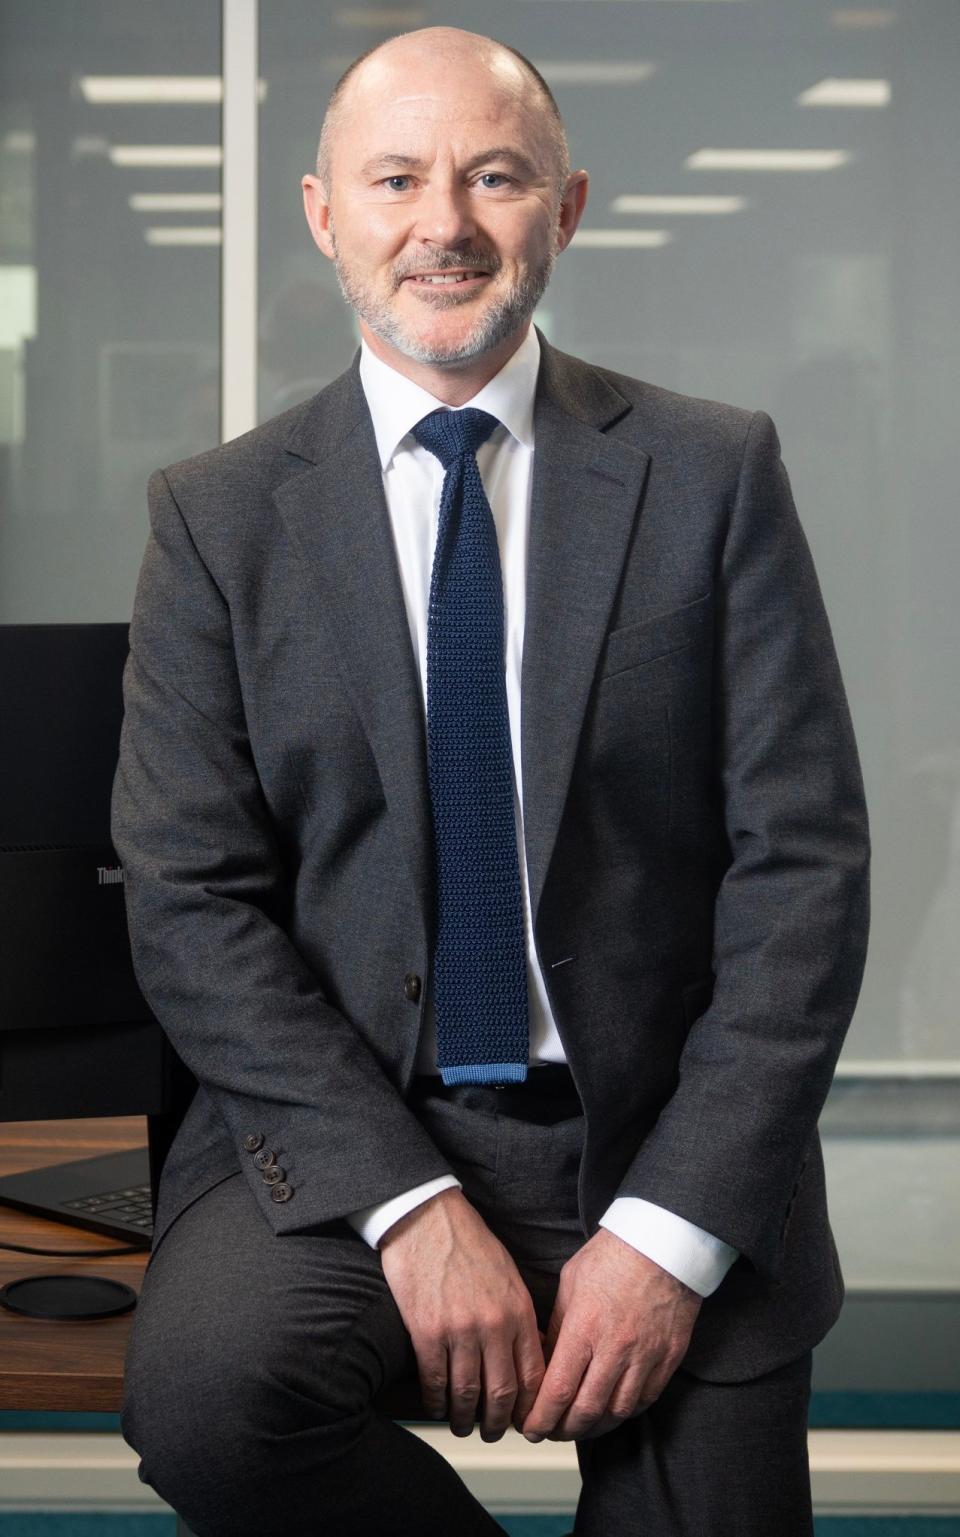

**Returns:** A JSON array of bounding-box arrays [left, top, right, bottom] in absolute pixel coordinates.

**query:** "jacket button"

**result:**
[[271, 1183, 293, 1203], [254, 1148, 276, 1169], [404, 973, 422, 1003], [243, 1133, 265, 1153], [262, 1165, 286, 1185]]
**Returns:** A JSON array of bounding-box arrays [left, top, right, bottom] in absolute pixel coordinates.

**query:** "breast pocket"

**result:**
[[600, 591, 713, 680]]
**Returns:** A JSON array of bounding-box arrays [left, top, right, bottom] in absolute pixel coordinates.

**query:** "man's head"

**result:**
[[301, 27, 588, 386]]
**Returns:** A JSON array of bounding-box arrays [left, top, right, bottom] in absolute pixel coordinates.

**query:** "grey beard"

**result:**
[[330, 231, 556, 366]]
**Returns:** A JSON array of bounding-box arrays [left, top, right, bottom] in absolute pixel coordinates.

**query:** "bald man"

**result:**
[[113, 26, 869, 1537]]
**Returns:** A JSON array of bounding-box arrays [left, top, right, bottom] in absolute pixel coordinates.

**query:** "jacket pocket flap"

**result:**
[[601, 592, 712, 678]]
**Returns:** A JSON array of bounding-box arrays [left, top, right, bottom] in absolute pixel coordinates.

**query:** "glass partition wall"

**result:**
[[0, 0, 222, 622], [2, 0, 957, 1432]]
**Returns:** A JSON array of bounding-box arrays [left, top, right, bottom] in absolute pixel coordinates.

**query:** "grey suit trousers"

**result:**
[[121, 1073, 815, 1536]]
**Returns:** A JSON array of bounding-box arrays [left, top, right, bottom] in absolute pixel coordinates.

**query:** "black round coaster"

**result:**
[[0, 1274, 138, 1320]]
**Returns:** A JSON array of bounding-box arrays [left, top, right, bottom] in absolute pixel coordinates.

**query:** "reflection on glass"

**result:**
[[0, 0, 221, 622]]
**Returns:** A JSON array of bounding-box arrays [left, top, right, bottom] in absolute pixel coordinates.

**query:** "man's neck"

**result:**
[[357, 321, 531, 406]]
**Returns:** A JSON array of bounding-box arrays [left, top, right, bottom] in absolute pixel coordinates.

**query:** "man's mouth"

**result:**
[[404, 270, 491, 287]]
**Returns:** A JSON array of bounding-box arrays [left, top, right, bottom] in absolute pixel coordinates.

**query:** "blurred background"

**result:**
[[0, 0, 957, 1527]]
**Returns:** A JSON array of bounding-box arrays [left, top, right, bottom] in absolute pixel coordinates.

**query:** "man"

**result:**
[[112, 25, 870, 1537]]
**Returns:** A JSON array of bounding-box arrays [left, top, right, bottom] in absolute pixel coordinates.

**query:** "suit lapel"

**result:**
[[274, 359, 434, 930], [522, 335, 651, 924]]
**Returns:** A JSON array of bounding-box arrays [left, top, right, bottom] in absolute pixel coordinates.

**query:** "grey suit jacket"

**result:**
[[111, 327, 870, 1382]]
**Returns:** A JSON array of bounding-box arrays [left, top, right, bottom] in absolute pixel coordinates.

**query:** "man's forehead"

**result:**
[[342, 37, 533, 118], [324, 32, 560, 183], [338, 74, 549, 171], [356, 89, 521, 123]]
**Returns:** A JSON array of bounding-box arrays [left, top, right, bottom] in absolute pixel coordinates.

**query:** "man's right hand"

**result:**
[[378, 1187, 545, 1442]]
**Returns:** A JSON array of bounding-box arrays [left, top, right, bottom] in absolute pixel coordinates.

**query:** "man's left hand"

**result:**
[[519, 1229, 703, 1442]]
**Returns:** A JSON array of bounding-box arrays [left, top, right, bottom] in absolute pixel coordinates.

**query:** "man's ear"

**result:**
[[556, 170, 589, 256], [302, 174, 335, 260]]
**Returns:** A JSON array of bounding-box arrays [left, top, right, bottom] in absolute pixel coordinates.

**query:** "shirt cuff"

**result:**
[[344, 1175, 463, 1250], [598, 1197, 740, 1297]]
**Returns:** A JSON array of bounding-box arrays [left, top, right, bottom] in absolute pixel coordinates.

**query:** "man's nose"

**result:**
[[411, 181, 479, 247]]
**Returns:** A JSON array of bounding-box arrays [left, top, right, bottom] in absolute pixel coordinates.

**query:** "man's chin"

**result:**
[[373, 316, 514, 368], [400, 335, 493, 367]]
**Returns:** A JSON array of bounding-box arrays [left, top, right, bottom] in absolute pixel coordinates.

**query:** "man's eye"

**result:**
[[384, 176, 411, 191], [478, 173, 510, 189]]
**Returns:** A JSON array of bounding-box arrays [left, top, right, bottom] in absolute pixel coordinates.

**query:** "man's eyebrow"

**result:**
[[358, 153, 421, 178], [357, 147, 544, 180], [464, 147, 542, 178]]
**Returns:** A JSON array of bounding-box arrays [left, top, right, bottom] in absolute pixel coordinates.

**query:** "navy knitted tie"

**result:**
[[412, 407, 529, 1086]]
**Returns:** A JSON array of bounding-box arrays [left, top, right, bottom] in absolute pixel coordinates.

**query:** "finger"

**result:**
[[633, 1352, 680, 1408], [512, 1316, 547, 1430], [415, 1334, 449, 1423], [523, 1334, 592, 1440], [606, 1360, 651, 1419], [554, 1359, 649, 1441], [447, 1335, 482, 1437], [563, 1409, 624, 1442], [547, 1351, 623, 1441], [478, 1339, 518, 1443]]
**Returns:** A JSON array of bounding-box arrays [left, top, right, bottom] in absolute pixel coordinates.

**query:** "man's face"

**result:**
[[303, 45, 582, 369]]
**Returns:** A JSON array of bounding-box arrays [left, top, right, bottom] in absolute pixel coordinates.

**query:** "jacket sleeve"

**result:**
[[613, 410, 870, 1282], [111, 468, 457, 1236]]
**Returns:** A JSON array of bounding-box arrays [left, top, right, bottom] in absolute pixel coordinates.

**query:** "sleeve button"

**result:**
[[262, 1166, 286, 1185], [243, 1133, 265, 1153], [271, 1183, 293, 1203], [254, 1148, 276, 1169]]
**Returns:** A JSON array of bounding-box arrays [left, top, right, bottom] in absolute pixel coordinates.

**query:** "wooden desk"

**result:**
[[0, 1117, 149, 1411], [0, 1117, 429, 1423]]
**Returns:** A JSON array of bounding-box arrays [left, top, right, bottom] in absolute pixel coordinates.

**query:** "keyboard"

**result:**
[[0, 1147, 153, 1248], [63, 1181, 153, 1231]]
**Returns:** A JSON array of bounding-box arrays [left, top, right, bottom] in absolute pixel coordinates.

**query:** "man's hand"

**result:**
[[521, 1228, 703, 1443], [379, 1188, 545, 1442]]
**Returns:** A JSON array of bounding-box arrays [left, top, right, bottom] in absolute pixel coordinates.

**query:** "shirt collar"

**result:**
[[358, 324, 540, 471]]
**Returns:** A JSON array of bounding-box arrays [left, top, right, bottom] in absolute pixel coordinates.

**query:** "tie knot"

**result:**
[[411, 406, 500, 469]]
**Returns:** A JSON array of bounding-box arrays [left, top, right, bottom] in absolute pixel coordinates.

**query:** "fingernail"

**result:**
[[524, 1431, 543, 1443]]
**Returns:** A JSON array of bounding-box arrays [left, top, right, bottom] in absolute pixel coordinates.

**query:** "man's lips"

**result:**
[[402, 269, 492, 288]]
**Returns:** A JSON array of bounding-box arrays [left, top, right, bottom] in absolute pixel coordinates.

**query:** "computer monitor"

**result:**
[[0, 623, 196, 1238]]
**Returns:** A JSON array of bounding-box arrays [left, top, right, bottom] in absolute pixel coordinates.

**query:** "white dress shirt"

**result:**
[[344, 324, 739, 1299]]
